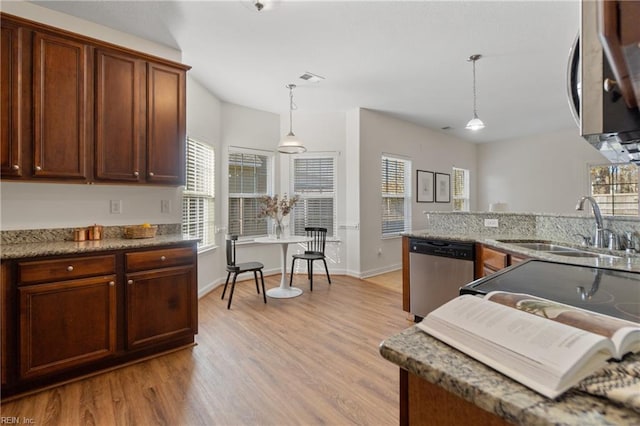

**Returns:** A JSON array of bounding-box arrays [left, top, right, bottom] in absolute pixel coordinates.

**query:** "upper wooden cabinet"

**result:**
[[1, 21, 23, 178], [0, 13, 190, 185], [32, 31, 90, 180], [146, 62, 186, 185], [94, 48, 144, 182]]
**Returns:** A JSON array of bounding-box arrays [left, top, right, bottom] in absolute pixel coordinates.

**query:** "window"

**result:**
[[381, 155, 411, 236], [290, 155, 337, 237], [228, 149, 272, 237], [452, 167, 470, 212], [589, 163, 639, 216], [182, 138, 215, 249]]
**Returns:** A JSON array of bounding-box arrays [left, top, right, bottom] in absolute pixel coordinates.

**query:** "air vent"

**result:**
[[299, 72, 325, 83], [441, 126, 452, 130]]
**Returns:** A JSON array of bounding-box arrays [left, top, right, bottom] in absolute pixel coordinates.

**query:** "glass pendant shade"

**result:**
[[465, 114, 485, 131], [278, 132, 306, 153]]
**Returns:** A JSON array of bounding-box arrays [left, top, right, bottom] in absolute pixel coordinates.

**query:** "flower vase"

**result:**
[[274, 221, 283, 239]]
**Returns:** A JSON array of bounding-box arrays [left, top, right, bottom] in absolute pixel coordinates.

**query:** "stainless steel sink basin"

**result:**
[[510, 242, 576, 252], [498, 240, 621, 260]]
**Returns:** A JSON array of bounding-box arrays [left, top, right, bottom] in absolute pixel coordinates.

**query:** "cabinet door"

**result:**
[[126, 265, 196, 349], [18, 275, 116, 379], [33, 31, 89, 179], [146, 62, 186, 185], [1, 22, 23, 177], [94, 48, 143, 181]]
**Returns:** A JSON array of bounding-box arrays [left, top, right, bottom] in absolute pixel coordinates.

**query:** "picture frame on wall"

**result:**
[[435, 172, 450, 203], [416, 170, 434, 203]]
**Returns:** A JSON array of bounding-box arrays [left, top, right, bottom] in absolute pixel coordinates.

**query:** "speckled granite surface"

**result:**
[[0, 234, 199, 259], [380, 326, 640, 425]]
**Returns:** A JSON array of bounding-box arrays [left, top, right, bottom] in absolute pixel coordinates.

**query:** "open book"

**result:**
[[417, 291, 640, 399]]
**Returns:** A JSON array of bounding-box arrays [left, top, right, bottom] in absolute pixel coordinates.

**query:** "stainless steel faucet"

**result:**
[[575, 196, 606, 248]]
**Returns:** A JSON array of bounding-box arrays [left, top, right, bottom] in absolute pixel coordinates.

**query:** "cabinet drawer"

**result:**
[[482, 247, 508, 271], [18, 255, 116, 285], [126, 246, 194, 272]]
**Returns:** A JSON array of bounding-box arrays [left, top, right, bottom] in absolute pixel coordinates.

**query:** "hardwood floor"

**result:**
[[2, 273, 411, 425]]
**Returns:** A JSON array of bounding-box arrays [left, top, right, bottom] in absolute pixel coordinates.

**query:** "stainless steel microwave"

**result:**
[[567, 1, 640, 163]]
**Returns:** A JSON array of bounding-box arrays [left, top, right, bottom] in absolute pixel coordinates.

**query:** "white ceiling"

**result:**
[[30, 0, 581, 143]]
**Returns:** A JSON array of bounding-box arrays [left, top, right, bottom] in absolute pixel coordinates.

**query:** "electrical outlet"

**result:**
[[161, 199, 171, 214], [484, 218, 499, 228], [110, 200, 122, 214]]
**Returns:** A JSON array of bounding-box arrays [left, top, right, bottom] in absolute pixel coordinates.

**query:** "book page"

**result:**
[[485, 291, 640, 358], [419, 295, 612, 374]]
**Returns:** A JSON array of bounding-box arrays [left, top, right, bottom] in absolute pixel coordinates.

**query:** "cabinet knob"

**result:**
[[160, 255, 166, 261], [12, 164, 19, 170], [133, 171, 139, 177], [35, 166, 42, 171], [67, 265, 74, 272], [127, 279, 133, 285], [109, 281, 115, 286], [603, 78, 617, 92], [148, 172, 154, 177]]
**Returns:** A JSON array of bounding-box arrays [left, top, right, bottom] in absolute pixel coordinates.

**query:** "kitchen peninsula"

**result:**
[[387, 211, 640, 424]]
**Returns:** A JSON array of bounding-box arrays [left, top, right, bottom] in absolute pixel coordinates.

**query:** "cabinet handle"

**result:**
[[67, 265, 74, 272], [160, 255, 166, 261], [127, 279, 133, 285], [35, 166, 42, 171], [12, 164, 19, 170], [148, 172, 154, 177], [133, 171, 139, 177], [109, 281, 115, 286]]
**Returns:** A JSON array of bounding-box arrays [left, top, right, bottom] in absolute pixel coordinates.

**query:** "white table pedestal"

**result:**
[[254, 236, 311, 299]]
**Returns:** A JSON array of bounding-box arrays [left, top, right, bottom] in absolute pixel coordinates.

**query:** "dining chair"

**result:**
[[289, 227, 331, 291], [222, 235, 266, 309]]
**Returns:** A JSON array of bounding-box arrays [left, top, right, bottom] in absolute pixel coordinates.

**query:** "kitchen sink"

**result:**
[[498, 240, 621, 260], [508, 242, 576, 252]]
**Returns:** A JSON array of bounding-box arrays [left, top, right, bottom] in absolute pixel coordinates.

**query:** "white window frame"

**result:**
[[452, 167, 470, 212], [227, 147, 274, 239], [381, 154, 412, 237], [588, 162, 639, 217], [289, 153, 338, 238], [182, 137, 215, 251]]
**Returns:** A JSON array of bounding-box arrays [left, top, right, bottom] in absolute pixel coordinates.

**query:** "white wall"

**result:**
[[477, 129, 606, 214], [186, 76, 223, 297], [358, 109, 477, 277]]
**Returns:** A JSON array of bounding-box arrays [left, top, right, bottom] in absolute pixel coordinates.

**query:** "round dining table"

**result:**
[[254, 235, 311, 298]]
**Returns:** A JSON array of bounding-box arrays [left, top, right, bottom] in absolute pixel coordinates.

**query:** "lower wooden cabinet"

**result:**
[[476, 244, 528, 278], [126, 265, 197, 349], [1, 242, 197, 398], [18, 275, 116, 379]]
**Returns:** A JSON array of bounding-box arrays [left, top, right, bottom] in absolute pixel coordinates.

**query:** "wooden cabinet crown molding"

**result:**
[[0, 13, 190, 72]]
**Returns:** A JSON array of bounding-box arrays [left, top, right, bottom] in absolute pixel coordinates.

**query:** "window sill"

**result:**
[[197, 244, 218, 255]]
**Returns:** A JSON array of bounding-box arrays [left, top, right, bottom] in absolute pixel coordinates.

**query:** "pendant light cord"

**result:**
[[472, 59, 478, 117]]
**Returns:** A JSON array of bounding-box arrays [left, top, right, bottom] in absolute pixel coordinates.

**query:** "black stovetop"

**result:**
[[461, 259, 640, 323]]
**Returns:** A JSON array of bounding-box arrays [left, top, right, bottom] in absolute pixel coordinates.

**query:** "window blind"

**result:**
[[452, 167, 470, 212], [182, 138, 214, 248], [228, 151, 270, 236], [381, 156, 410, 235], [291, 156, 336, 236]]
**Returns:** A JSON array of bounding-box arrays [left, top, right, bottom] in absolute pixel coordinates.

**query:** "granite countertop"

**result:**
[[0, 234, 200, 259], [404, 230, 640, 272], [380, 326, 640, 425]]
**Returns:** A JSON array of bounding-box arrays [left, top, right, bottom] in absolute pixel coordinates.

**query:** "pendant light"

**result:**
[[465, 54, 485, 131], [278, 84, 307, 154]]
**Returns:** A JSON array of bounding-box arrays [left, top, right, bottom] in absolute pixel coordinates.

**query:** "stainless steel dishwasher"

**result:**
[[409, 238, 475, 320]]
